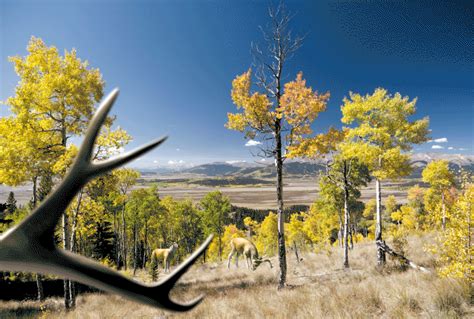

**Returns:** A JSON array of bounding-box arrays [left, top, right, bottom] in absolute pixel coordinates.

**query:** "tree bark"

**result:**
[[375, 178, 386, 266], [69, 190, 83, 252], [113, 211, 120, 268], [338, 213, 343, 248], [121, 205, 127, 270], [69, 280, 76, 308], [31, 177, 44, 302], [293, 241, 300, 264], [349, 224, 354, 250], [32, 176, 38, 208], [441, 191, 446, 231], [343, 161, 350, 268], [62, 213, 71, 309], [276, 123, 287, 289], [35, 274, 44, 301], [65, 191, 83, 309], [133, 222, 137, 275], [143, 221, 148, 268]]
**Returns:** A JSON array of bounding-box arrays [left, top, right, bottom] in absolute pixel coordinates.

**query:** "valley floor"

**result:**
[[0, 176, 415, 210], [0, 234, 472, 318]]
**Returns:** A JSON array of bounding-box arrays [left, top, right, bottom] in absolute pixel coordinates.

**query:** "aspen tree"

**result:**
[[340, 88, 429, 266]]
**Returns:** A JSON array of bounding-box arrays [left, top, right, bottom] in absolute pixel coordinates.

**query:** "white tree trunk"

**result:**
[[375, 178, 386, 266]]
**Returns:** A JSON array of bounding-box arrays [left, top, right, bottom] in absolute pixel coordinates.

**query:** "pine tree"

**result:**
[[37, 171, 53, 202], [5, 191, 17, 215], [91, 221, 115, 262]]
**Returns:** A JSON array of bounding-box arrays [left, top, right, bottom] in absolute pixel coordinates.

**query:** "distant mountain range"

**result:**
[[138, 153, 474, 179]]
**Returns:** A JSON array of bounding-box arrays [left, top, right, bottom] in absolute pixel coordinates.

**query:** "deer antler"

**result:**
[[0, 89, 213, 311]]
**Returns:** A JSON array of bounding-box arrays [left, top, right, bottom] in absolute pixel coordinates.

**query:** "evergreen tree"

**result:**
[[91, 221, 115, 261], [5, 191, 17, 215], [37, 171, 53, 202]]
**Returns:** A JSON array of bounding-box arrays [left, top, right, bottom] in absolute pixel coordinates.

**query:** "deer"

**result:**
[[0, 89, 213, 311], [227, 237, 272, 271], [151, 242, 178, 273]]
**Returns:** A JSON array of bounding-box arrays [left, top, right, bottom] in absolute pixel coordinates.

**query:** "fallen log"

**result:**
[[376, 240, 430, 273]]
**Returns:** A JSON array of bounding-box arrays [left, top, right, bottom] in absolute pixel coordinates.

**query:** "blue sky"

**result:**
[[1, 0, 472, 168]]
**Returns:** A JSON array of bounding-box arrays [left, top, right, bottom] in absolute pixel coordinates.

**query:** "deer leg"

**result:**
[[235, 253, 239, 268], [227, 249, 235, 269]]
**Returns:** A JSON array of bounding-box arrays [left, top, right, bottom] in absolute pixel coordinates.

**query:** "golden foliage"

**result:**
[[287, 127, 345, 159], [254, 212, 278, 256], [226, 69, 329, 151], [341, 88, 429, 180], [280, 72, 330, 136], [435, 184, 473, 281]]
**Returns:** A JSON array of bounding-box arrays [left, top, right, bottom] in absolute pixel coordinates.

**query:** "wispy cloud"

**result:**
[[225, 160, 247, 164], [245, 139, 262, 147], [432, 145, 444, 149], [428, 137, 448, 143], [168, 160, 185, 165], [446, 147, 469, 151]]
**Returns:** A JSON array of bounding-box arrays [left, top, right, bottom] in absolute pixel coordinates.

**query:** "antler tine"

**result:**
[[76, 88, 119, 164], [91, 137, 167, 177], [153, 234, 214, 311], [0, 89, 212, 311]]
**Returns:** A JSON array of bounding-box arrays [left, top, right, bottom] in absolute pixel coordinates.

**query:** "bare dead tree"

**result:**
[[376, 240, 430, 273], [249, 2, 305, 289]]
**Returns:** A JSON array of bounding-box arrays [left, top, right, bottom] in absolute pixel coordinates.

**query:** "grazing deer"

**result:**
[[227, 237, 272, 271], [151, 242, 178, 273], [0, 89, 213, 311]]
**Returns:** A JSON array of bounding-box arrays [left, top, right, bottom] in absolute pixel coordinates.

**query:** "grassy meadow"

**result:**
[[1, 234, 471, 319]]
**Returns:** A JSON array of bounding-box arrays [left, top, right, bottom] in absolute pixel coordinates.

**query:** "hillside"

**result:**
[[139, 153, 474, 179], [2, 234, 471, 318]]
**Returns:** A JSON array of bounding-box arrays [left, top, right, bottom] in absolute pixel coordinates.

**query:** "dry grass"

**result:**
[[0, 235, 471, 318]]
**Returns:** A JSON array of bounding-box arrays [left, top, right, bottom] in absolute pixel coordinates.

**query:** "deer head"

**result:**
[[0, 89, 212, 311], [252, 255, 273, 270]]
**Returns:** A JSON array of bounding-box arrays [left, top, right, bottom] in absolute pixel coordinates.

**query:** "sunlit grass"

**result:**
[[0, 234, 471, 318]]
